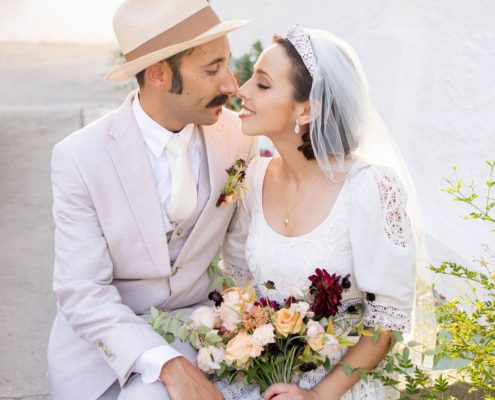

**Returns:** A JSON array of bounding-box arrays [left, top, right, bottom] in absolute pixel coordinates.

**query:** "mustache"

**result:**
[[206, 95, 229, 108]]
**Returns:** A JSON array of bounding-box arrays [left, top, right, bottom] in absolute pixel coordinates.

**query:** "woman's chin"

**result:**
[[240, 120, 262, 137]]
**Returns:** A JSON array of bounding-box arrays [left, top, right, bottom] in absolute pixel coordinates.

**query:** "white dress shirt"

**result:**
[[131, 95, 202, 383]]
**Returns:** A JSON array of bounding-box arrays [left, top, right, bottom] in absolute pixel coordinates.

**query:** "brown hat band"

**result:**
[[124, 6, 221, 62]]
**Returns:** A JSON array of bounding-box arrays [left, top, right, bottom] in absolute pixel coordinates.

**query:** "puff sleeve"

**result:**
[[348, 165, 416, 332]]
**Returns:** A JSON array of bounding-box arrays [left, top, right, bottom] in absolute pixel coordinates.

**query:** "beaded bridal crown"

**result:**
[[285, 24, 317, 77]]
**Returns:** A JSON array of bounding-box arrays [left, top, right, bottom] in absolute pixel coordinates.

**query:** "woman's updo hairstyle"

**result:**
[[272, 35, 315, 160]]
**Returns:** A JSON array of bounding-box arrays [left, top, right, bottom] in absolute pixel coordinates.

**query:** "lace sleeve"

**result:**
[[363, 300, 411, 332], [370, 166, 412, 248], [348, 165, 416, 333], [220, 259, 253, 287]]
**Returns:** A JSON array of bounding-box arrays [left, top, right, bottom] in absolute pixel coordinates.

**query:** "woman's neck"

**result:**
[[271, 134, 323, 187]]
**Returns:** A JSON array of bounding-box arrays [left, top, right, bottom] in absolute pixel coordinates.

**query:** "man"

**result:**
[[47, 0, 257, 398]]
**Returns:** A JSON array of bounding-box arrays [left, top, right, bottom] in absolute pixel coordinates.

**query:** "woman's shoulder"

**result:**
[[347, 161, 408, 204], [245, 156, 274, 186]]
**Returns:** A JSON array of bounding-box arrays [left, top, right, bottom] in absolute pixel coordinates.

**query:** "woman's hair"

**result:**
[[273, 34, 357, 160], [272, 35, 315, 160]]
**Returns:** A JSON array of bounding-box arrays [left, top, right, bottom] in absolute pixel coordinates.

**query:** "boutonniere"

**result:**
[[216, 158, 250, 207]]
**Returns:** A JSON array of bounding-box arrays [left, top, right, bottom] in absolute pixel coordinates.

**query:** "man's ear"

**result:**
[[144, 61, 171, 90]]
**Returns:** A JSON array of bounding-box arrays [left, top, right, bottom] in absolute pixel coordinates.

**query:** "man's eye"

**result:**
[[207, 66, 220, 75], [257, 84, 270, 90]]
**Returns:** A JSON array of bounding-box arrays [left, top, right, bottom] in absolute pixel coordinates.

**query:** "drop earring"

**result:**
[[294, 119, 301, 134]]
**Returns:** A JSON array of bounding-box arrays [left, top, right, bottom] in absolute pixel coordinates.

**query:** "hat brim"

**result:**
[[106, 19, 250, 81]]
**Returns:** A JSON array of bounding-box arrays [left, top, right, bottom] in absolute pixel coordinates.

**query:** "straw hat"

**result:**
[[106, 0, 249, 81]]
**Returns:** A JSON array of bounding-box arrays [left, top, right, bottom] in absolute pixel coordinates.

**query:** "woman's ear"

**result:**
[[297, 100, 312, 126]]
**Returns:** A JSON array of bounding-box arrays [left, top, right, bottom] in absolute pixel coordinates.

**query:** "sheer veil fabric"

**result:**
[[300, 26, 437, 364]]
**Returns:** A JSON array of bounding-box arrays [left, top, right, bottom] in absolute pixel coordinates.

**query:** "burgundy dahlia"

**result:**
[[308, 268, 344, 319]]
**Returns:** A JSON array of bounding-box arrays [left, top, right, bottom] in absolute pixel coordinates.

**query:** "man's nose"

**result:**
[[219, 68, 238, 96]]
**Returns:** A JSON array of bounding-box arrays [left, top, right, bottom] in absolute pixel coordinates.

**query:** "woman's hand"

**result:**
[[263, 383, 324, 400]]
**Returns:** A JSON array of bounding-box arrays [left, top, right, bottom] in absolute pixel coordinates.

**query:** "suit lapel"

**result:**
[[107, 93, 171, 275]]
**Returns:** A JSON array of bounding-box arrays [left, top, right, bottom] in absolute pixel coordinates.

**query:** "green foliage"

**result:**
[[431, 162, 495, 398], [357, 162, 495, 399], [227, 40, 264, 111]]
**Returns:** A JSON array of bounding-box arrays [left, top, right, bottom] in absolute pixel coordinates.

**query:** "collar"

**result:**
[[132, 94, 195, 158]]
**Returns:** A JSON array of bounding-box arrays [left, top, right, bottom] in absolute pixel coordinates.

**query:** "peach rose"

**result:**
[[273, 309, 305, 337], [225, 332, 263, 368]]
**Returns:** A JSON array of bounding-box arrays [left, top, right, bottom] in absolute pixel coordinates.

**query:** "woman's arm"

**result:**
[[312, 331, 393, 400], [263, 331, 393, 400]]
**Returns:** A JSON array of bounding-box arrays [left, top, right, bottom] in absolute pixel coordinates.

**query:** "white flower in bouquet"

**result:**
[[225, 332, 263, 368], [319, 334, 340, 359], [253, 323, 276, 346], [289, 301, 311, 318], [306, 320, 325, 351], [190, 306, 219, 330], [197, 346, 225, 373]]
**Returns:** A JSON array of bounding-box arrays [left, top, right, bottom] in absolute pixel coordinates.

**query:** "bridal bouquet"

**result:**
[[150, 268, 370, 391]]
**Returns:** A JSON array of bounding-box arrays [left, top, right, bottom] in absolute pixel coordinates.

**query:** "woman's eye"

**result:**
[[257, 84, 270, 90]]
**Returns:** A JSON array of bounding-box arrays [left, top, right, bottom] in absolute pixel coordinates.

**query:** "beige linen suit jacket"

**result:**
[[47, 91, 257, 400]]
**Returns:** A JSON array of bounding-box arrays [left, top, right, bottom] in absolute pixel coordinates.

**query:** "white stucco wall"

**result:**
[[211, 0, 495, 283], [1, 1, 493, 292]]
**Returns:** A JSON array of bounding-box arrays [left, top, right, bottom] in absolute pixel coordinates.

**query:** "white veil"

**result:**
[[290, 26, 437, 365]]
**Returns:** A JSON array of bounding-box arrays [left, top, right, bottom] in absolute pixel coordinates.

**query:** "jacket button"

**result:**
[[176, 228, 183, 236]]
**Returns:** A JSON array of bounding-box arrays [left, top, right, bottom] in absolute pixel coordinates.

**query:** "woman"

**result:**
[[219, 25, 417, 400]]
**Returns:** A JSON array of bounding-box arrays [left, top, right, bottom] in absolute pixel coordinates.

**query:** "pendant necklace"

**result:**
[[282, 171, 324, 228]]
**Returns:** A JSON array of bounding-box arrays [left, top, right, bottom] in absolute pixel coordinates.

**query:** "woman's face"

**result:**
[[237, 44, 303, 139]]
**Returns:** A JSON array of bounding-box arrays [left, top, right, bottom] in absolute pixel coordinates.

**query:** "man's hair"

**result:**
[[135, 48, 194, 94]]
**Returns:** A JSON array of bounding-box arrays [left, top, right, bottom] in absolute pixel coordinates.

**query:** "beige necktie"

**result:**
[[166, 134, 197, 224]]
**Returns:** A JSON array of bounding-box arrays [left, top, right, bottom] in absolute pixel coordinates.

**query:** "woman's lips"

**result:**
[[239, 105, 256, 119]]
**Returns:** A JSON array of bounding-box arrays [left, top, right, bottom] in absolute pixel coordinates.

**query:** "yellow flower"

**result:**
[[273, 309, 305, 337]]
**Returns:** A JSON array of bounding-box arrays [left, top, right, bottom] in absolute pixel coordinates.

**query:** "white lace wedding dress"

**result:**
[[216, 156, 416, 399]]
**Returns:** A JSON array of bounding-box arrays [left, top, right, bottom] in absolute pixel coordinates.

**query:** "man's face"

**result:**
[[164, 36, 237, 126]]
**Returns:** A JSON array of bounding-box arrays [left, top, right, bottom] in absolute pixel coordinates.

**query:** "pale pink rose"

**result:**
[[289, 301, 310, 318], [253, 324, 275, 346], [319, 334, 340, 359], [306, 320, 325, 338], [197, 346, 225, 373], [306, 320, 325, 351], [219, 303, 241, 332], [190, 306, 218, 330], [225, 332, 263, 368], [222, 289, 241, 307]]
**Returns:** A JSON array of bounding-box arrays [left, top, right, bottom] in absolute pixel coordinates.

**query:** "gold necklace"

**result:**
[[282, 171, 324, 228]]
